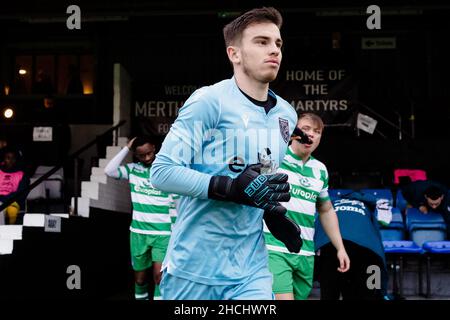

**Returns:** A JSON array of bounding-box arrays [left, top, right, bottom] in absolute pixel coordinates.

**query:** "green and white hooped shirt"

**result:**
[[103, 146, 177, 236], [118, 163, 175, 236], [264, 146, 330, 256]]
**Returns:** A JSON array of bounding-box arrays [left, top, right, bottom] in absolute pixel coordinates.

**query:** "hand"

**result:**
[[208, 163, 290, 214], [153, 262, 163, 285], [337, 248, 350, 273], [127, 137, 137, 149], [264, 210, 302, 253], [419, 205, 428, 214]]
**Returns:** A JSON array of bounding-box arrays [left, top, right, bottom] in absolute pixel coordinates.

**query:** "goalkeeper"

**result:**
[[150, 7, 298, 300]]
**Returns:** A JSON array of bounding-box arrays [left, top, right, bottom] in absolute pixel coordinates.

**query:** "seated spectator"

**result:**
[[315, 191, 389, 300], [401, 180, 449, 237], [0, 147, 30, 224]]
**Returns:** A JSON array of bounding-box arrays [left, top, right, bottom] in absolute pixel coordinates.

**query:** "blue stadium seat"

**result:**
[[361, 188, 394, 205], [383, 240, 423, 254], [423, 241, 450, 254], [406, 208, 447, 247], [410, 227, 446, 247], [383, 240, 423, 297], [380, 228, 405, 241], [422, 241, 450, 297], [379, 208, 406, 241], [328, 189, 353, 201], [406, 208, 445, 226], [387, 208, 404, 228]]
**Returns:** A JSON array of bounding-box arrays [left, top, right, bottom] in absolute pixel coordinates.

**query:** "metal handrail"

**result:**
[[356, 102, 413, 140]]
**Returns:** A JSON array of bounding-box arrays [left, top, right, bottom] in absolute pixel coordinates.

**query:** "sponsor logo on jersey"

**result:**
[[335, 205, 366, 216], [134, 185, 162, 196], [292, 186, 317, 201]]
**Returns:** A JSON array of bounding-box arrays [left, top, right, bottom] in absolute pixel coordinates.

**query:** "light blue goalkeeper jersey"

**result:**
[[150, 77, 297, 285]]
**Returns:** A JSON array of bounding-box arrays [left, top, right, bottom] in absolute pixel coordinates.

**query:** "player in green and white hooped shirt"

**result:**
[[264, 113, 350, 300], [104, 136, 176, 300]]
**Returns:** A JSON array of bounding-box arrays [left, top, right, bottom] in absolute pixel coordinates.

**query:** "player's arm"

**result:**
[[317, 200, 344, 250], [317, 200, 350, 272], [150, 89, 219, 199], [401, 183, 424, 209], [104, 143, 132, 180]]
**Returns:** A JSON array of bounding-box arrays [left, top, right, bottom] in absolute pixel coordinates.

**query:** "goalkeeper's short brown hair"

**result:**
[[223, 7, 283, 47]]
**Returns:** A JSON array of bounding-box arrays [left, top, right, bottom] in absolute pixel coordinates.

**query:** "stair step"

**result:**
[[106, 146, 123, 158], [91, 166, 106, 177], [98, 158, 109, 168], [70, 197, 90, 218], [91, 174, 107, 184], [50, 213, 70, 219], [0, 239, 13, 255], [118, 137, 128, 147], [0, 225, 23, 240], [23, 214, 46, 227], [81, 181, 99, 200], [75, 140, 133, 218]]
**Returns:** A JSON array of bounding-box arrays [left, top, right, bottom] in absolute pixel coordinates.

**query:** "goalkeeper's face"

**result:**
[[231, 22, 282, 84], [135, 143, 156, 167]]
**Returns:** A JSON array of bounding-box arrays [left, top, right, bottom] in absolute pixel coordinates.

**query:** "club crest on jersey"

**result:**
[[142, 180, 153, 188], [279, 118, 290, 143], [299, 177, 312, 188]]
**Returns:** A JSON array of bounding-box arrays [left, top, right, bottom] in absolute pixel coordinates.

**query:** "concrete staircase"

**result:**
[[0, 213, 69, 254], [0, 136, 132, 256], [70, 137, 132, 217]]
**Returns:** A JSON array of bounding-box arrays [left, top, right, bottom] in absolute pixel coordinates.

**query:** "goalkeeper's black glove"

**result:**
[[208, 163, 290, 214], [264, 210, 303, 253]]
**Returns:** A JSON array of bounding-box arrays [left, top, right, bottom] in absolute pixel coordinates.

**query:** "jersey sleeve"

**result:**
[[104, 147, 130, 180], [150, 88, 220, 199], [318, 167, 330, 203]]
